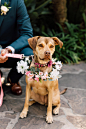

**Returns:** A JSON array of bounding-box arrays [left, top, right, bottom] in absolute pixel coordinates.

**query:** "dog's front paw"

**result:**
[[46, 115, 53, 124], [20, 110, 28, 118], [53, 107, 59, 115]]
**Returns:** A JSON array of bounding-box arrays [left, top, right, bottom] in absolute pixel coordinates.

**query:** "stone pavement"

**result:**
[[0, 62, 86, 129]]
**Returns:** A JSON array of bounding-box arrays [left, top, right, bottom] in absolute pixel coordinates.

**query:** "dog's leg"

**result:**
[[53, 101, 61, 115], [46, 88, 53, 124], [20, 85, 31, 118], [29, 100, 36, 106], [52, 86, 61, 115]]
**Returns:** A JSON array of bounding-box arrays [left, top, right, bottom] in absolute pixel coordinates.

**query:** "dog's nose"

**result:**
[[45, 51, 50, 56]]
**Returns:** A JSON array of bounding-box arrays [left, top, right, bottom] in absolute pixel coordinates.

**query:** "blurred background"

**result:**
[[24, 0, 86, 64]]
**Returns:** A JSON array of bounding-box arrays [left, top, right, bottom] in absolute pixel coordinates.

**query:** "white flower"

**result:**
[[16, 60, 29, 74], [25, 57, 31, 64], [52, 58, 57, 62], [35, 74, 40, 78], [25, 57, 29, 61], [41, 76, 47, 80], [1, 6, 9, 15], [55, 61, 62, 70], [56, 61, 62, 66], [50, 69, 59, 81], [55, 64, 60, 70]]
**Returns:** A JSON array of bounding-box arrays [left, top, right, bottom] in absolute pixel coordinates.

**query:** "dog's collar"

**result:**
[[34, 60, 52, 68]]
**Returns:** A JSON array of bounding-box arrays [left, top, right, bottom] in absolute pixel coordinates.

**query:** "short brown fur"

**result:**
[[20, 36, 63, 123]]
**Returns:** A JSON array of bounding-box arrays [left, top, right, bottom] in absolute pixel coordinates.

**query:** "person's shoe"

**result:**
[[11, 82, 22, 95], [7, 77, 22, 95]]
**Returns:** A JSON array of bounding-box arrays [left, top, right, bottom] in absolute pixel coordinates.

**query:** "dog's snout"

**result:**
[[45, 51, 50, 56]]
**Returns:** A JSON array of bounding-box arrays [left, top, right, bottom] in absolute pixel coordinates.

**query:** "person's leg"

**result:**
[[0, 58, 19, 68], [0, 57, 20, 95], [0, 57, 21, 81]]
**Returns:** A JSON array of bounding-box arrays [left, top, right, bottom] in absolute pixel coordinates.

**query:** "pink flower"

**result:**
[[41, 72, 48, 80], [29, 73, 34, 78], [27, 72, 34, 81], [39, 72, 43, 76], [35, 77, 39, 82], [26, 71, 34, 80], [25, 71, 31, 76]]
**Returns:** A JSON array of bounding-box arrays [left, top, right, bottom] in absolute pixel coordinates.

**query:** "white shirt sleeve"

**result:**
[[6, 46, 15, 54]]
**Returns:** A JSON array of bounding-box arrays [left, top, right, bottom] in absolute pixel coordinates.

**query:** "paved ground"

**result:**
[[0, 62, 86, 129]]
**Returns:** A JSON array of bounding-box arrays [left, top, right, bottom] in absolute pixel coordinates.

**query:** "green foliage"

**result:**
[[24, 0, 53, 35], [42, 22, 86, 64], [3, 2, 11, 7], [67, 0, 86, 24]]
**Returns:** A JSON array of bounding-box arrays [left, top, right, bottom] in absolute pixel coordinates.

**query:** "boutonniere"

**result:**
[[1, 2, 11, 15]]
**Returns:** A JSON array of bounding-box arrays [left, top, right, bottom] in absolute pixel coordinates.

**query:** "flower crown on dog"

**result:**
[[1, 2, 11, 15], [16, 56, 62, 82]]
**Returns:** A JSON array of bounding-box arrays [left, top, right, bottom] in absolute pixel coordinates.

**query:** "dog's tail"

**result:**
[[60, 88, 67, 95]]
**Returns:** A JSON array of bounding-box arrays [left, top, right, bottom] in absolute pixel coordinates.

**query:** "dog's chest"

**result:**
[[31, 81, 49, 95]]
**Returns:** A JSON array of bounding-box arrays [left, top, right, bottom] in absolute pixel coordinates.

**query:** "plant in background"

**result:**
[[80, 13, 86, 60], [24, 0, 53, 35], [24, 0, 86, 63], [42, 22, 86, 64]]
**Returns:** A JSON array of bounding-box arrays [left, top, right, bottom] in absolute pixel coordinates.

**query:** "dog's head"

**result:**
[[28, 36, 63, 64]]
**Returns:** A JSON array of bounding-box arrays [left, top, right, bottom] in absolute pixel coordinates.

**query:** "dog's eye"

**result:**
[[50, 45, 54, 48], [39, 44, 43, 47]]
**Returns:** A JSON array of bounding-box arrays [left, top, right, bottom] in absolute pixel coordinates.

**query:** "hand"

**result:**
[[0, 49, 9, 63], [1, 48, 12, 56], [0, 55, 8, 63]]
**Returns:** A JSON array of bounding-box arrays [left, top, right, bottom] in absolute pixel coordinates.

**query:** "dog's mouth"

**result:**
[[39, 57, 50, 61], [38, 57, 51, 65]]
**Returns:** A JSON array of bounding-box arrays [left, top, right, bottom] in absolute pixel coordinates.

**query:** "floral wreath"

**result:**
[[16, 56, 62, 82]]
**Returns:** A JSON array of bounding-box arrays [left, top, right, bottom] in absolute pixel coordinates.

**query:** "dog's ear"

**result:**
[[52, 37, 63, 48], [28, 36, 40, 51]]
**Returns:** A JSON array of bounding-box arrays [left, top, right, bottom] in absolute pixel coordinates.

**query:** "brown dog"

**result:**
[[20, 36, 64, 123]]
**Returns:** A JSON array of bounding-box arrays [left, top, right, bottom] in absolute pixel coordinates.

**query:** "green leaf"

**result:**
[[30, 67, 35, 73], [56, 22, 64, 32], [35, 0, 52, 11], [36, 68, 40, 72]]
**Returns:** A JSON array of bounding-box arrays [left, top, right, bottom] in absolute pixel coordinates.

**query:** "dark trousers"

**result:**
[[0, 47, 33, 83]]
